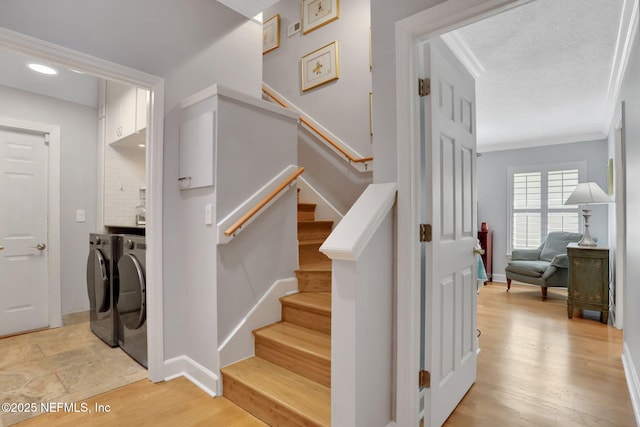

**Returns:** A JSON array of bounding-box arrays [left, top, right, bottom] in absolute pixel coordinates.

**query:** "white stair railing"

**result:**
[[320, 182, 397, 426]]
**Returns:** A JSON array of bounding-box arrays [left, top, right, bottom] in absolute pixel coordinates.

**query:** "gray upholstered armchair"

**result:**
[[505, 231, 582, 300]]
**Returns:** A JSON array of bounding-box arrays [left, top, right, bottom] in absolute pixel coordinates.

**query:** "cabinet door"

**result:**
[[179, 111, 216, 189], [135, 88, 148, 133], [105, 81, 137, 145]]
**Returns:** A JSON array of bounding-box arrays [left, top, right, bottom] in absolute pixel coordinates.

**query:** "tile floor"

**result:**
[[0, 314, 147, 426]]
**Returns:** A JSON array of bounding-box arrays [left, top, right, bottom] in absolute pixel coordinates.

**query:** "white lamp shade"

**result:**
[[565, 182, 612, 205]]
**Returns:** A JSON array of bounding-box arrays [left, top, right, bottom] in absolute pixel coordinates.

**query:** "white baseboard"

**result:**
[[492, 273, 507, 283], [622, 343, 640, 426], [298, 176, 344, 225], [218, 277, 298, 369], [164, 355, 219, 397]]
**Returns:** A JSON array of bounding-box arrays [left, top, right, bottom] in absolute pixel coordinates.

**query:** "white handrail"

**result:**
[[320, 183, 397, 261]]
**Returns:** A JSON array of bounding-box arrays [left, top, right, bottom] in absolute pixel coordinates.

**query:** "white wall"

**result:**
[[263, 0, 373, 212], [162, 19, 263, 369], [263, 0, 372, 159], [0, 84, 98, 315], [213, 93, 299, 343], [370, 0, 447, 183], [477, 139, 610, 280], [620, 13, 640, 422]]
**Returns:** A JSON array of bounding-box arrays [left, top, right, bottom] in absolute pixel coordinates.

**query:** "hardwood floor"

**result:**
[[444, 282, 634, 427], [14, 377, 266, 427], [15, 282, 635, 426]]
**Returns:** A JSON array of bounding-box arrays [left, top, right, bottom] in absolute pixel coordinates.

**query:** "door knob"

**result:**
[[0, 245, 4, 250], [36, 243, 46, 251], [473, 248, 485, 256]]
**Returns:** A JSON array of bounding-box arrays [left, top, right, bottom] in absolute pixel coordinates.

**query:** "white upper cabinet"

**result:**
[[106, 81, 148, 146], [135, 88, 148, 133]]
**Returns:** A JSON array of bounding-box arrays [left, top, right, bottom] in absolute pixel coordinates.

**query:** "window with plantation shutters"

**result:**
[[507, 163, 584, 252], [512, 172, 542, 248]]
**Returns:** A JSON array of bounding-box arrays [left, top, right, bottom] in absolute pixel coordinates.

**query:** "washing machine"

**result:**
[[116, 235, 147, 368], [86, 233, 120, 347]]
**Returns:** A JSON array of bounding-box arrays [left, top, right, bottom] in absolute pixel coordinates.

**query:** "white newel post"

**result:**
[[320, 183, 397, 427]]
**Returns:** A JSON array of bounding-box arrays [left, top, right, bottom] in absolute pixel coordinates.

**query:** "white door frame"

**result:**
[[0, 117, 61, 331], [393, 0, 528, 424], [0, 27, 166, 382]]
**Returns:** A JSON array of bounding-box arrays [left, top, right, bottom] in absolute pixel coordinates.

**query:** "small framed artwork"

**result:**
[[301, 41, 339, 92], [302, 0, 339, 35], [263, 14, 280, 54]]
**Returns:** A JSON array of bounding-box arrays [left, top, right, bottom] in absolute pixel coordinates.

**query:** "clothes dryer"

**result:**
[[86, 233, 120, 346], [116, 235, 147, 368]]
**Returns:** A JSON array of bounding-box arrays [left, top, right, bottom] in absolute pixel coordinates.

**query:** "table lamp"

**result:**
[[564, 182, 612, 246]]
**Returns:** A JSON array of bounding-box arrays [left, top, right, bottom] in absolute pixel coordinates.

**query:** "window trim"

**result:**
[[507, 161, 586, 254]]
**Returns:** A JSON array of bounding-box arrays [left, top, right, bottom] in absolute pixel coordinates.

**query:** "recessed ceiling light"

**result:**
[[69, 68, 85, 74], [138, 143, 146, 148], [28, 63, 58, 75]]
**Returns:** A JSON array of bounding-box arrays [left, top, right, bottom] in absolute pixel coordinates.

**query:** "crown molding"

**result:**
[[603, 0, 639, 134], [440, 31, 486, 79], [478, 132, 608, 153]]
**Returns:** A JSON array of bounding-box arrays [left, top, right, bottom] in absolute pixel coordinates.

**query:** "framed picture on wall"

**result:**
[[301, 41, 339, 92], [263, 14, 280, 54], [302, 0, 339, 35]]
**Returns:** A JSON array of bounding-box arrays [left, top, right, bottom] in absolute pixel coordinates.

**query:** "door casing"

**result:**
[[0, 28, 166, 383], [394, 0, 529, 424]]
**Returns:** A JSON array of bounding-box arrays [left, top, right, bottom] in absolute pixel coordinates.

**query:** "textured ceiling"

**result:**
[[449, 0, 626, 151]]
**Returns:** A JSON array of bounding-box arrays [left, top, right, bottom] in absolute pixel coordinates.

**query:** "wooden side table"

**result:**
[[567, 243, 610, 323]]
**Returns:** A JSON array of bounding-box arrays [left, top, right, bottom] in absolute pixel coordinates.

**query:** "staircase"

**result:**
[[221, 202, 333, 426]]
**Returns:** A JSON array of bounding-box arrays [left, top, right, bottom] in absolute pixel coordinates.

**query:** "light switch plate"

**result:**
[[76, 209, 86, 223], [205, 204, 213, 225]]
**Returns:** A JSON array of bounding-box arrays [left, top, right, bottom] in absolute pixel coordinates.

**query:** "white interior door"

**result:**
[[420, 38, 478, 427], [0, 125, 49, 336]]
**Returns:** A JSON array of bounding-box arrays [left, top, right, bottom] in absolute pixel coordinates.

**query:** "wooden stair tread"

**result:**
[[296, 266, 332, 273], [254, 322, 331, 360], [222, 357, 330, 425], [298, 222, 333, 242], [299, 261, 331, 270], [297, 203, 317, 211], [299, 238, 328, 245], [298, 220, 333, 228], [295, 269, 332, 292], [297, 204, 317, 222], [281, 292, 331, 315]]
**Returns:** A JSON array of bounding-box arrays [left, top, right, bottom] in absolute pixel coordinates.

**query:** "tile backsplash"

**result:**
[[104, 143, 146, 227]]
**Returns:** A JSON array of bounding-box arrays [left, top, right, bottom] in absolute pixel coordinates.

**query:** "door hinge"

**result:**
[[419, 224, 432, 242], [44, 133, 50, 145], [419, 370, 431, 389], [418, 78, 431, 97]]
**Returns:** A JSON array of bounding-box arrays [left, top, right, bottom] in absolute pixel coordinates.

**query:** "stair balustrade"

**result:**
[[320, 182, 397, 426]]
